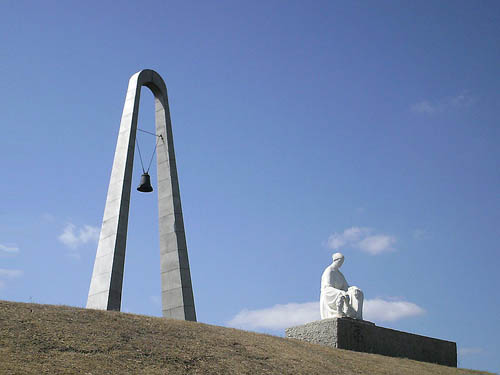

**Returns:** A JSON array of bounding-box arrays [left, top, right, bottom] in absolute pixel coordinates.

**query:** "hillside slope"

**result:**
[[0, 301, 491, 374]]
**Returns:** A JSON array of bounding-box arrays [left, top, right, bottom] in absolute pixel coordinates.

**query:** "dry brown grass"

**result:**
[[0, 300, 492, 375]]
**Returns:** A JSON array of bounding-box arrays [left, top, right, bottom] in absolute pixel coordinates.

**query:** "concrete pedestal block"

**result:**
[[285, 318, 457, 367]]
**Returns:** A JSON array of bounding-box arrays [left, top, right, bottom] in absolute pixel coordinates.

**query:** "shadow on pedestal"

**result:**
[[285, 317, 457, 367]]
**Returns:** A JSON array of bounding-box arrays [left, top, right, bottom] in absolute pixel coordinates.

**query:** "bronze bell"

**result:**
[[137, 172, 153, 192]]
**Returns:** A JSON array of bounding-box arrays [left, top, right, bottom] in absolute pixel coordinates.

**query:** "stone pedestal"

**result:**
[[285, 318, 457, 367]]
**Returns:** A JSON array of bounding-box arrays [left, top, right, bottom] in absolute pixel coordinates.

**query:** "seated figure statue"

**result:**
[[320, 252, 364, 320]]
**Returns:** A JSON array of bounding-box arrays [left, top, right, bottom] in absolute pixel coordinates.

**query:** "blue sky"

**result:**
[[1, 1, 499, 372]]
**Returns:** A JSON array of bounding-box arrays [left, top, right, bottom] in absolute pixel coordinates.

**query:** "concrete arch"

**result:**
[[86, 70, 196, 321]]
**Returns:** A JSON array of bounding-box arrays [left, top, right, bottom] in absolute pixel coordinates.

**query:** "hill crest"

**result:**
[[0, 301, 491, 374]]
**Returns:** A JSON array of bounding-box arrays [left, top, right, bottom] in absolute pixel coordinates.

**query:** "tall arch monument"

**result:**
[[86, 69, 196, 321]]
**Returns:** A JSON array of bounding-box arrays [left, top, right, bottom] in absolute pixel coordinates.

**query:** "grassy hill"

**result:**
[[0, 300, 492, 374]]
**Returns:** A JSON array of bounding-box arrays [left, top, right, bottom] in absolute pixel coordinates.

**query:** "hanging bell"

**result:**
[[137, 172, 153, 193]]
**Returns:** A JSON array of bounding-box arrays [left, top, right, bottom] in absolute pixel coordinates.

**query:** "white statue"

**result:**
[[320, 252, 364, 320]]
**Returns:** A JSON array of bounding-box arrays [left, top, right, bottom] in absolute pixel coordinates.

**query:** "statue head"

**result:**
[[332, 252, 344, 270]]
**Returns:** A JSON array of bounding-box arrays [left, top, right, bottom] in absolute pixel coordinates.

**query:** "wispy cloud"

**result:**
[[228, 302, 319, 331], [458, 347, 483, 356], [227, 298, 424, 331], [328, 227, 370, 249], [327, 227, 396, 255], [0, 243, 19, 255], [0, 268, 24, 287], [411, 92, 475, 114], [357, 235, 396, 255], [364, 298, 425, 322], [411, 100, 436, 114], [58, 223, 99, 249], [0, 269, 23, 278]]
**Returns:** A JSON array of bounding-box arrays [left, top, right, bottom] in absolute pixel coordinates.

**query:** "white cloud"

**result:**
[[364, 298, 425, 322], [228, 302, 319, 331], [0, 268, 23, 289], [58, 223, 99, 249], [411, 100, 436, 114], [458, 347, 483, 356], [449, 92, 475, 108], [0, 269, 23, 278], [411, 92, 475, 114], [357, 235, 396, 255], [327, 227, 370, 250], [0, 243, 19, 254], [227, 298, 424, 331], [327, 227, 396, 255]]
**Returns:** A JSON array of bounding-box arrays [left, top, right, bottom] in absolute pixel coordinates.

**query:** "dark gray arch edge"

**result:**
[[86, 69, 196, 321]]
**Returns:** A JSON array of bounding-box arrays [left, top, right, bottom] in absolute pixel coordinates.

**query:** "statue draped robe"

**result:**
[[320, 266, 363, 320]]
